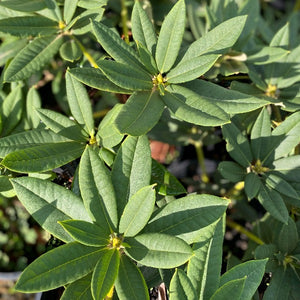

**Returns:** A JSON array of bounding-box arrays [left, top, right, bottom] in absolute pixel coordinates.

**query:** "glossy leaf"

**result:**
[[91, 20, 144, 70], [14, 242, 105, 292], [68, 67, 132, 94], [4, 35, 63, 82], [144, 194, 229, 244], [115, 255, 149, 300], [97, 60, 152, 91], [0, 129, 70, 158], [79, 146, 118, 231], [131, 1, 157, 56], [219, 259, 268, 300], [155, 0, 186, 73], [119, 185, 156, 237], [0, 16, 58, 37], [92, 249, 120, 300], [2, 141, 85, 173], [66, 72, 95, 136], [218, 161, 246, 183], [112, 135, 151, 218], [210, 277, 246, 300], [125, 233, 193, 269], [222, 123, 253, 168], [0, 0, 46, 12], [257, 185, 288, 224], [36, 108, 88, 141], [59, 220, 109, 247], [115, 90, 165, 136], [60, 273, 92, 300], [167, 54, 219, 84], [11, 177, 90, 242], [163, 86, 229, 127], [169, 269, 197, 300]]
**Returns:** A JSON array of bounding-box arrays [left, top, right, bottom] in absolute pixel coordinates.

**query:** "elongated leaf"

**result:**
[[119, 185, 156, 237], [78, 0, 108, 9], [220, 259, 268, 300], [115, 90, 165, 136], [0, 129, 70, 158], [125, 233, 193, 269], [245, 173, 261, 200], [0, 38, 27, 66], [92, 249, 120, 300], [136, 42, 158, 75], [64, 0, 79, 23], [155, 0, 186, 73], [257, 185, 288, 224], [167, 54, 219, 84], [250, 107, 271, 160], [97, 60, 152, 91], [163, 85, 229, 127], [183, 79, 269, 114], [91, 20, 144, 70], [39, 0, 62, 22], [0, 175, 13, 192], [15, 242, 105, 292], [26, 87, 41, 129], [1, 85, 23, 136], [2, 141, 85, 173], [66, 72, 95, 136], [182, 16, 247, 62], [272, 156, 300, 182], [112, 135, 151, 218], [68, 67, 132, 94], [169, 269, 197, 300], [247, 46, 289, 65], [61, 273, 92, 300], [0, 16, 58, 37], [115, 255, 149, 300], [4, 35, 63, 82], [97, 104, 124, 149], [0, 0, 46, 12], [59, 220, 109, 247], [218, 161, 246, 183], [210, 277, 246, 300], [222, 123, 253, 168], [143, 194, 229, 244], [131, 1, 157, 56], [187, 217, 225, 299], [79, 146, 118, 231], [36, 108, 88, 141], [11, 177, 90, 242]]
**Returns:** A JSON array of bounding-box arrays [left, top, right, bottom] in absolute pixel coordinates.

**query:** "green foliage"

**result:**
[[1, 0, 300, 299]]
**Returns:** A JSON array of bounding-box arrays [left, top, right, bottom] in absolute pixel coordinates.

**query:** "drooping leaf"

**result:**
[[0, 129, 70, 158], [155, 0, 186, 73], [115, 90, 165, 136], [68, 67, 132, 94], [36, 108, 88, 141], [59, 220, 110, 247], [10, 177, 90, 242], [0, 0, 46, 12], [222, 122, 253, 168], [163, 85, 229, 127], [115, 255, 149, 300], [60, 273, 92, 300], [79, 146, 118, 231], [125, 233, 193, 269], [119, 185, 156, 237], [66, 72, 95, 136], [97, 60, 152, 91], [219, 259, 268, 300], [143, 194, 229, 244], [4, 35, 64, 82], [210, 277, 246, 300], [91, 20, 145, 70], [169, 269, 197, 300], [111, 135, 151, 218], [131, 1, 157, 56], [14, 242, 105, 292], [218, 161, 246, 183], [91, 249, 120, 300], [0, 16, 58, 37], [2, 141, 85, 173]]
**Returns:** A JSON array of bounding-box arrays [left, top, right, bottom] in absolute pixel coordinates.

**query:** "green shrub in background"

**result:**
[[0, 0, 299, 299]]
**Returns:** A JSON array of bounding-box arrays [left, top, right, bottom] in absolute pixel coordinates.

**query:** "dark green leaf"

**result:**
[[59, 40, 82, 62], [0, 0, 46, 12], [26, 87, 41, 129], [218, 161, 246, 183], [244, 173, 262, 200], [210, 277, 246, 300]]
